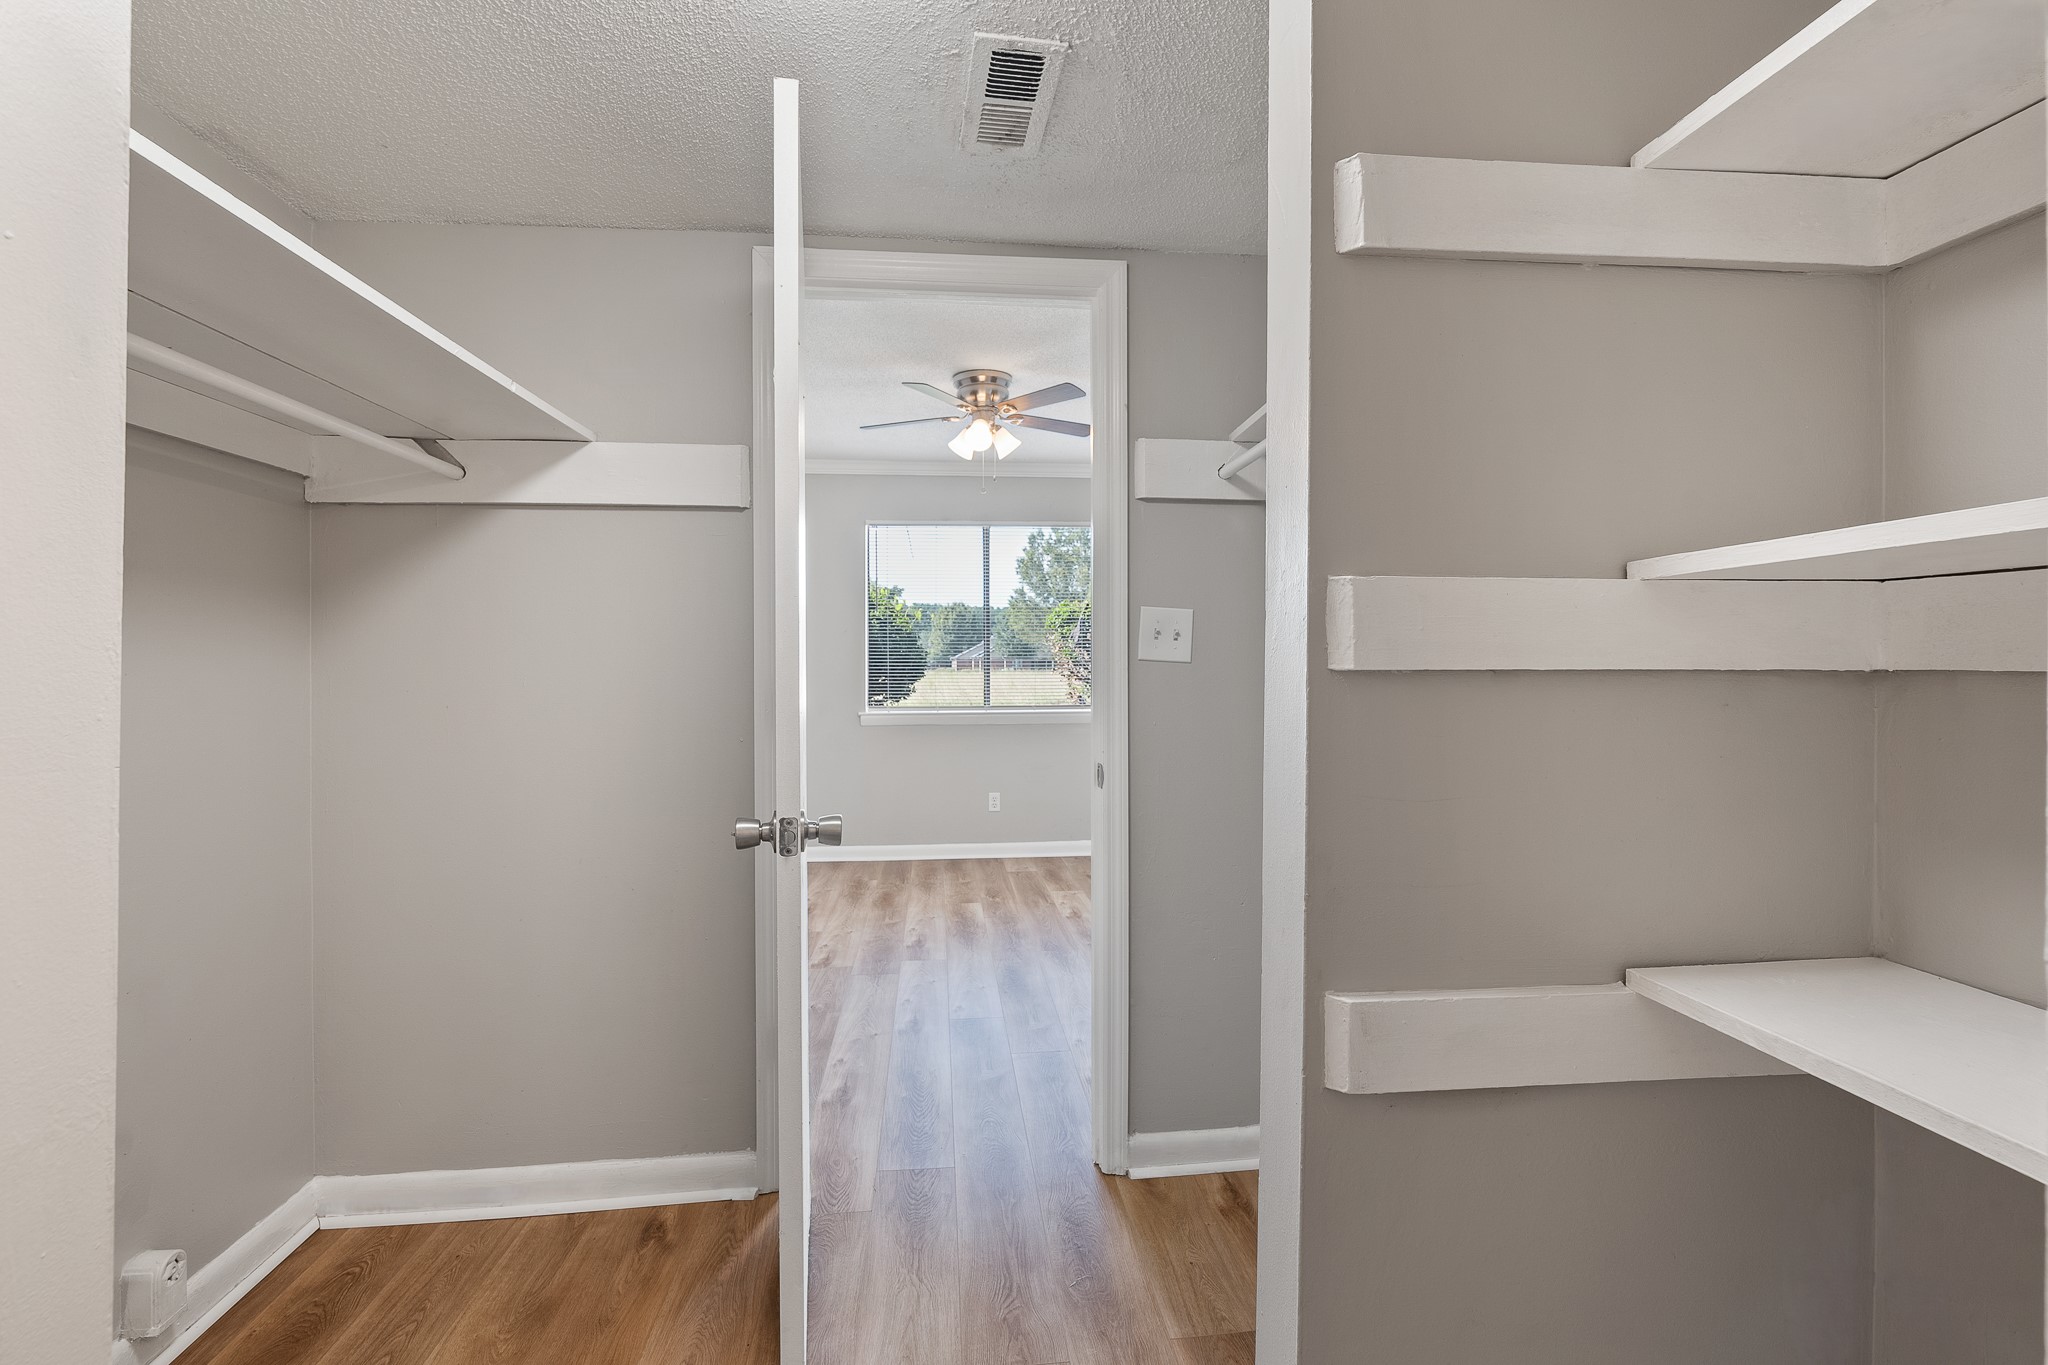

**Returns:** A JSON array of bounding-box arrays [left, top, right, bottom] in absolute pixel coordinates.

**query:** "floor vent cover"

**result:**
[[963, 33, 1067, 155]]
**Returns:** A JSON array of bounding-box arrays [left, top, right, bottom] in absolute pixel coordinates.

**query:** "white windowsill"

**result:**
[[860, 708, 1093, 727]]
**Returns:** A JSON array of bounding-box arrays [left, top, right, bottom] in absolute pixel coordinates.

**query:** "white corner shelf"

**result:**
[[1628, 959, 2048, 1183], [1335, 104, 2044, 274], [128, 130, 593, 445], [1627, 497, 2048, 581], [1326, 570, 2046, 673], [1633, 0, 2045, 178]]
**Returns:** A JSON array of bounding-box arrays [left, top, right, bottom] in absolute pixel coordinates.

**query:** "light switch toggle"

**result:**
[[1137, 606, 1194, 663]]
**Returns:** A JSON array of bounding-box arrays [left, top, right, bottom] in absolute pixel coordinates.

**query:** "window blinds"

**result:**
[[865, 523, 1092, 710]]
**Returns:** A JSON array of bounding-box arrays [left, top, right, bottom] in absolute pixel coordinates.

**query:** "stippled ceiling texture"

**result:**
[[133, 0, 1266, 253]]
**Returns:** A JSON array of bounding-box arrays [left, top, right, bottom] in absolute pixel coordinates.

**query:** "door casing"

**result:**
[[747, 246, 1135, 1209]]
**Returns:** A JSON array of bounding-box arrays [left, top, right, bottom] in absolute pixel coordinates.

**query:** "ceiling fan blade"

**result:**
[[904, 381, 968, 407], [1002, 381, 1085, 413], [1008, 414, 1092, 437], [859, 414, 967, 430]]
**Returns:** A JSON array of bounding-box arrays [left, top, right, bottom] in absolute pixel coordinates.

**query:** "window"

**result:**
[[866, 523, 1091, 712]]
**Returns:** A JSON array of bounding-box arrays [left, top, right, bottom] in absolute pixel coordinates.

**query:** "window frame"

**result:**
[[860, 517, 1094, 724]]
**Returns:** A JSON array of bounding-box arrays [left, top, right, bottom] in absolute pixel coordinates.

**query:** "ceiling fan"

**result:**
[[859, 369, 1090, 459]]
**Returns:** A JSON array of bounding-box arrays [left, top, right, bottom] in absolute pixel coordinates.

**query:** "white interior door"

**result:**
[[769, 75, 810, 1365]]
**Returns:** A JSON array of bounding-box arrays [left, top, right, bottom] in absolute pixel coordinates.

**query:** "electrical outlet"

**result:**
[[1137, 606, 1194, 662], [988, 792, 1001, 812]]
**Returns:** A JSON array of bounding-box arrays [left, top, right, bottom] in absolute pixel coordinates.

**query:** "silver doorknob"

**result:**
[[734, 817, 773, 850], [803, 814, 844, 848]]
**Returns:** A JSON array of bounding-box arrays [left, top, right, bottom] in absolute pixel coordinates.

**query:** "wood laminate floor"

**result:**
[[177, 1196, 779, 1365], [178, 857, 1252, 1365], [807, 857, 1257, 1365]]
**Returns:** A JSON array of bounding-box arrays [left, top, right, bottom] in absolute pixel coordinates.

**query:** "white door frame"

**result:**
[[1259, 0, 1312, 1358], [749, 246, 1135, 1183]]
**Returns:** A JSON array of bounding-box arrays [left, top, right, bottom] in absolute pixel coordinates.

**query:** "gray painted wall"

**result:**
[[806, 473, 1092, 848], [1126, 254, 1267, 1135], [1871, 212, 2046, 1358], [311, 224, 1265, 1157], [1881, 215, 2047, 518], [304, 225, 762, 1174], [1872, 1113, 2046, 1365], [118, 436, 315, 1280], [1304, 0, 1886, 1359], [309, 505, 759, 1171]]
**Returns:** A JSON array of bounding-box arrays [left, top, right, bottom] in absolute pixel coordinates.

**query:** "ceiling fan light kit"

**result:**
[[859, 367, 1091, 465]]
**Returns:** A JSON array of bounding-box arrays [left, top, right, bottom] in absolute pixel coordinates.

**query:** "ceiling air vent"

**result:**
[[963, 33, 1067, 156]]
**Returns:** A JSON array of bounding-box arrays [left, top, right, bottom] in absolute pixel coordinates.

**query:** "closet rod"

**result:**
[[1217, 439, 1267, 480], [1229, 403, 1268, 444], [126, 335, 464, 480]]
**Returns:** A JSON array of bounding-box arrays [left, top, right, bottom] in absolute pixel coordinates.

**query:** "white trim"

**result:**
[[859, 707, 1090, 726], [806, 840, 1089, 864], [1260, 0, 1312, 1353], [749, 245, 780, 1199], [757, 246, 1132, 1183], [1884, 104, 2045, 268], [305, 441, 751, 508], [313, 1152, 757, 1227], [1334, 105, 2045, 274], [1133, 438, 1268, 502], [111, 1180, 320, 1365], [1322, 984, 1794, 1096], [1125, 1126, 1261, 1179], [126, 369, 754, 511], [1325, 572, 2048, 673], [768, 82, 811, 1365], [809, 456, 1091, 479], [1084, 261, 1133, 1179], [1335, 151, 1886, 271]]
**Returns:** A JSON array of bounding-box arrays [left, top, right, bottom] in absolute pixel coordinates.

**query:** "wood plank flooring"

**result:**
[[176, 1196, 779, 1365], [175, 857, 1253, 1364], [806, 857, 1258, 1365]]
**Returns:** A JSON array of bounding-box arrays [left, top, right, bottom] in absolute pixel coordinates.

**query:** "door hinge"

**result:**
[[1095, 762, 1105, 789]]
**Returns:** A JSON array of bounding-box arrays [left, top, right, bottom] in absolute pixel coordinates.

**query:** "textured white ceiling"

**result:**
[[132, 0, 1266, 253], [806, 293, 1092, 469]]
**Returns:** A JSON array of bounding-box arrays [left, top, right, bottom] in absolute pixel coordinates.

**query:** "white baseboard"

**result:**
[[807, 839, 1090, 863], [110, 1151, 757, 1362], [1126, 1126, 1260, 1179], [315, 1151, 758, 1227], [112, 1179, 320, 1365]]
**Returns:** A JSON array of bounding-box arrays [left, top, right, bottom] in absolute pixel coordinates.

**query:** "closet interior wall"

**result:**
[[1869, 213, 2047, 1361], [117, 435, 315, 1294], [1302, 0, 2044, 1361], [311, 223, 1269, 1146], [113, 177, 1268, 1300]]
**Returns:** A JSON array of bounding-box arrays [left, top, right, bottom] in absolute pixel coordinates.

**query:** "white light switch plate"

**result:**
[[1138, 606, 1194, 662]]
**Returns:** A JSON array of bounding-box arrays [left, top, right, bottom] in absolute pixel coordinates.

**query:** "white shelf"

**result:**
[[1628, 498, 2048, 581], [1324, 983, 1795, 1095], [1634, 0, 2045, 177], [1627, 959, 2047, 1183], [1326, 570, 2046, 673], [1335, 104, 2044, 274], [1133, 438, 1266, 502], [128, 130, 593, 444]]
